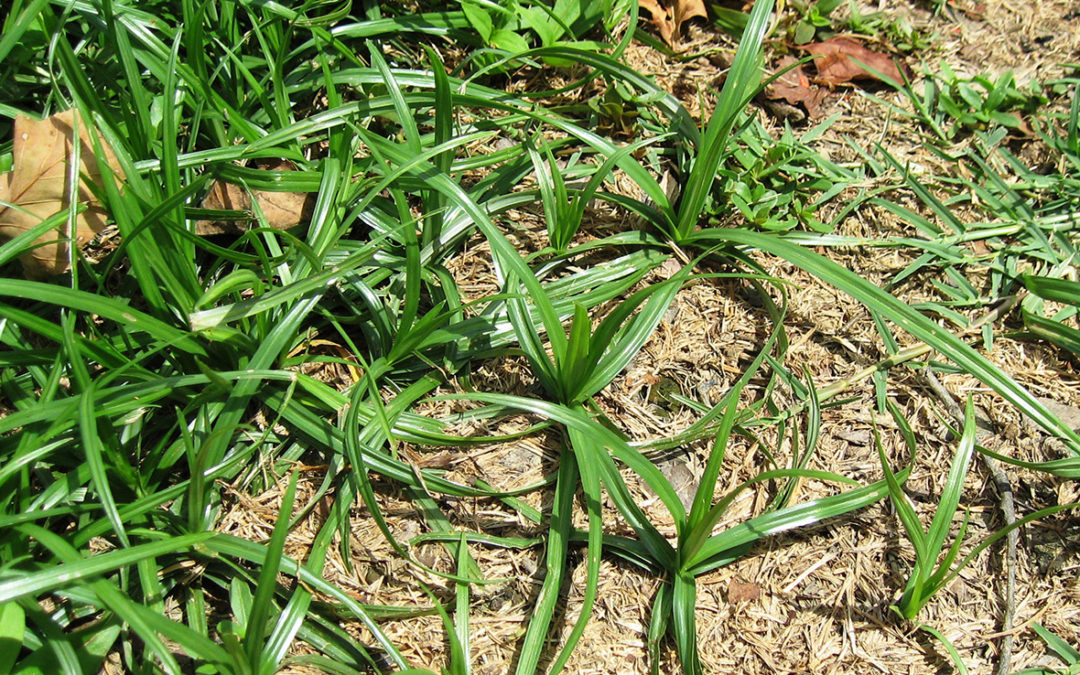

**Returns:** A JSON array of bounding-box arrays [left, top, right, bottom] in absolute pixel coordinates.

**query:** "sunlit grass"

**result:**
[[1, 1, 1078, 673]]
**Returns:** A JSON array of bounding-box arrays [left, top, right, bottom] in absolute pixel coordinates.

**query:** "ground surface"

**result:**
[[199, 1, 1080, 673]]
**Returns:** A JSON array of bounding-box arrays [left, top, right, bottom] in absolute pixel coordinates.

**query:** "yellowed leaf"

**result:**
[[195, 160, 315, 235], [638, 0, 707, 48], [0, 110, 124, 277]]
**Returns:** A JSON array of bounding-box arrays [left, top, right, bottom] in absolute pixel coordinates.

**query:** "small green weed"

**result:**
[[457, 0, 618, 61], [783, 0, 933, 50], [713, 114, 856, 232], [846, 3, 935, 52], [881, 64, 1048, 142], [788, 0, 845, 44]]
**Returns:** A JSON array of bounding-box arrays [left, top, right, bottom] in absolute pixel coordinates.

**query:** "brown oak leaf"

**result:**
[[638, 0, 707, 48], [804, 37, 906, 86], [195, 160, 316, 235], [0, 110, 125, 277], [766, 56, 829, 118]]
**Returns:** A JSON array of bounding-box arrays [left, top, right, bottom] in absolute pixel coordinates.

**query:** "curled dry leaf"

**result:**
[[638, 0, 708, 48], [195, 160, 316, 235], [803, 37, 906, 87], [0, 110, 125, 277], [765, 56, 829, 119]]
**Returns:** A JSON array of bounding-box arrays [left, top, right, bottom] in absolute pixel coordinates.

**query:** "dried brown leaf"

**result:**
[[727, 578, 761, 603], [0, 110, 125, 277], [765, 56, 829, 118], [674, 0, 708, 35], [952, 0, 986, 20], [638, 0, 707, 47], [804, 37, 905, 87], [969, 238, 992, 257], [195, 160, 316, 235]]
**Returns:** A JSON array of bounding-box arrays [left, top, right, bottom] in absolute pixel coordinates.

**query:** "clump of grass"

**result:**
[[2, 0, 1079, 673]]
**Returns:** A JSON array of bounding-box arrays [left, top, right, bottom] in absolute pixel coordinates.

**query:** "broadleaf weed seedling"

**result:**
[[786, 0, 845, 45], [712, 113, 856, 233], [879, 63, 1048, 143], [845, 2, 935, 52], [457, 0, 617, 71]]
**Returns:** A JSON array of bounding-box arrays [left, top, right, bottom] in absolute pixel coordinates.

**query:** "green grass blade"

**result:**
[[687, 383, 742, 535], [1032, 622, 1080, 665], [925, 399, 976, 560], [0, 601, 25, 675], [972, 442, 1080, 478], [0, 530, 214, 605], [686, 470, 904, 573], [578, 268, 687, 401], [244, 470, 299, 667], [686, 228, 1080, 453], [647, 582, 673, 675], [671, 571, 701, 675], [0, 0, 50, 64], [50, 578, 184, 674], [907, 618, 970, 675], [202, 533, 410, 670], [0, 280, 204, 355], [453, 532, 472, 675], [682, 467, 860, 566], [76, 384, 130, 548], [444, 392, 680, 555], [514, 448, 577, 675], [675, 0, 773, 239], [1023, 309, 1080, 355], [548, 427, 605, 674], [1022, 273, 1080, 306]]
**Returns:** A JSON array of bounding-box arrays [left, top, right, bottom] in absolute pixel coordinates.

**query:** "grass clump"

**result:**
[[1, 0, 1079, 673]]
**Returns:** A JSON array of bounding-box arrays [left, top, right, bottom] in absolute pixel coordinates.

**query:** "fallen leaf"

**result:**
[[0, 110, 125, 277], [804, 37, 906, 87], [195, 160, 316, 235], [727, 578, 760, 603], [638, 0, 707, 48], [658, 257, 684, 279], [765, 56, 829, 118], [951, 0, 986, 20]]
